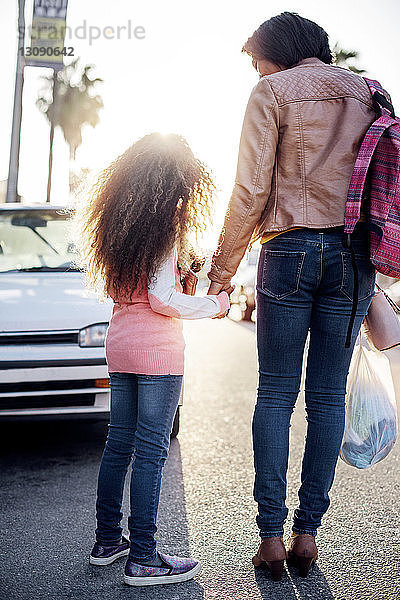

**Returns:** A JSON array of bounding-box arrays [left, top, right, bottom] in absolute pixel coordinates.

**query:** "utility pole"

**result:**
[[6, 0, 26, 203]]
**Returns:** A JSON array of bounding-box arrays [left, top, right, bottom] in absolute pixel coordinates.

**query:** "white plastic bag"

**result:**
[[340, 336, 398, 469]]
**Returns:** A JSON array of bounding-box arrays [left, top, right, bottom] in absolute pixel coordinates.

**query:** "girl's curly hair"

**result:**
[[72, 132, 215, 302]]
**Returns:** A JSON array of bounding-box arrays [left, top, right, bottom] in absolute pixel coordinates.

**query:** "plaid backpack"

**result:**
[[343, 78, 400, 347]]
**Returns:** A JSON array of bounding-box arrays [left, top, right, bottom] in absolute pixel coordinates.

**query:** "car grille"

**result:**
[[0, 379, 95, 393], [0, 379, 109, 411], [0, 394, 96, 410], [0, 331, 79, 345]]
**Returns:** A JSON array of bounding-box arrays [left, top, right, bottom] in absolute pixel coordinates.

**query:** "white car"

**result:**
[[0, 204, 181, 434]]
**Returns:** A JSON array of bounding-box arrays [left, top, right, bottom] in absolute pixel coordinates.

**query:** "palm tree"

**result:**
[[37, 59, 103, 201], [332, 42, 366, 74]]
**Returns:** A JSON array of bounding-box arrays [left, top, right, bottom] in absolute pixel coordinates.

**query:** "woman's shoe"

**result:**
[[252, 536, 287, 581], [286, 532, 318, 577]]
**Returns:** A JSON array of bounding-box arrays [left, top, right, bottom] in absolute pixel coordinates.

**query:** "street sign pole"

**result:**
[[6, 0, 26, 203]]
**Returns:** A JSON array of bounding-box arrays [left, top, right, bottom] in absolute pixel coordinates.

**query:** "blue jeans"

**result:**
[[253, 224, 376, 537], [95, 373, 182, 560]]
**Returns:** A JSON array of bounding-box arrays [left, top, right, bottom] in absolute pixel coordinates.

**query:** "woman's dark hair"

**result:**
[[72, 132, 214, 302], [242, 12, 333, 69]]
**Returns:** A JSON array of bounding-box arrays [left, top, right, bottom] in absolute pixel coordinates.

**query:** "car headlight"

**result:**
[[79, 323, 108, 347]]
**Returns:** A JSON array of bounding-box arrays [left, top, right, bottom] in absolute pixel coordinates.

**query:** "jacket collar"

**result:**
[[294, 57, 326, 67]]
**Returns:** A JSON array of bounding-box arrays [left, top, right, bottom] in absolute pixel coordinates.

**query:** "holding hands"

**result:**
[[207, 281, 235, 319]]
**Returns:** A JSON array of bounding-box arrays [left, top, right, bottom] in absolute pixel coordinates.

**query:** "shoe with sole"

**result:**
[[123, 552, 201, 586], [286, 532, 318, 577], [252, 536, 287, 581], [89, 535, 130, 565]]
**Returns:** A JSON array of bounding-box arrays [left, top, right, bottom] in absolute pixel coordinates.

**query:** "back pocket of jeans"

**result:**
[[340, 252, 376, 301], [260, 249, 306, 299]]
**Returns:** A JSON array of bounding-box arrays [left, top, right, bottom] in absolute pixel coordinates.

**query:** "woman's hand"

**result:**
[[207, 281, 234, 296], [208, 282, 235, 319]]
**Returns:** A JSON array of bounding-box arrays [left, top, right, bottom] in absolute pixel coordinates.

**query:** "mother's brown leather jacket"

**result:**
[[208, 57, 391, 285]]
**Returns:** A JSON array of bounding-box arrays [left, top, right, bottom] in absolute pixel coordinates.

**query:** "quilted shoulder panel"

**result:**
[[265, 65, 374, 107]]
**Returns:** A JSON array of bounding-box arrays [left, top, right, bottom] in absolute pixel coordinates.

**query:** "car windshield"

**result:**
[[0, 209, 81, 273]]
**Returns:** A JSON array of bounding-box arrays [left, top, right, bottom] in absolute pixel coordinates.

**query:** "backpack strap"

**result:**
[[342, 234, 359, 348], [364, 77, 396, 118]]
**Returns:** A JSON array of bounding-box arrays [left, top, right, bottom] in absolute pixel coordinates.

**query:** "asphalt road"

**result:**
[[1, 318, 400, 600]]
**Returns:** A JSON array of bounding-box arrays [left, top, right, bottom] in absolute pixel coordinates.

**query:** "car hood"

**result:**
[[0, 273, 113, 332]]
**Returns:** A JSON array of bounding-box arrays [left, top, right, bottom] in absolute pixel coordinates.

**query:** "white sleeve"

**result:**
[[147, 247, 230, 319]]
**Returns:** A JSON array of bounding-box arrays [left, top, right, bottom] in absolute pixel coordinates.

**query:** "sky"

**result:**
[[1, 0, 400, 245]]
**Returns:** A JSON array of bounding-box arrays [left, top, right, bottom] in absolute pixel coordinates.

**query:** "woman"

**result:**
[[208, 12, 391, 580], [74, 133, 230, 587]]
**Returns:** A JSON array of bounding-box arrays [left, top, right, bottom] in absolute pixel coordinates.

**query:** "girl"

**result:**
[[74, 133, 230, 586]]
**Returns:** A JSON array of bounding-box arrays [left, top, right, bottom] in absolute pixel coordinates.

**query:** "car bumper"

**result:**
[[0, 345, 110, 420], [0, 408, 110, 422]]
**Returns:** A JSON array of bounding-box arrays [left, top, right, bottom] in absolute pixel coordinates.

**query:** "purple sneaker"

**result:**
[[123, 552, 201, 586], [89, 535, 130, 565]]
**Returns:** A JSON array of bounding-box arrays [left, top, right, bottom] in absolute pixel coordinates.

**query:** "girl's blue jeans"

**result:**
[[95, 372, 182, 561], [253, 224, 376, 538]]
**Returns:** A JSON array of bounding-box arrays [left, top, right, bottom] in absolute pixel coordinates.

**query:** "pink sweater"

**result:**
[[105, 245, 230, 375]]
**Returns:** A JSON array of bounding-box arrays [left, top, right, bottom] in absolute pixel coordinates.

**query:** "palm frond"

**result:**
[[332, 41, 365, 72], [35, 59, 103, 159]]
